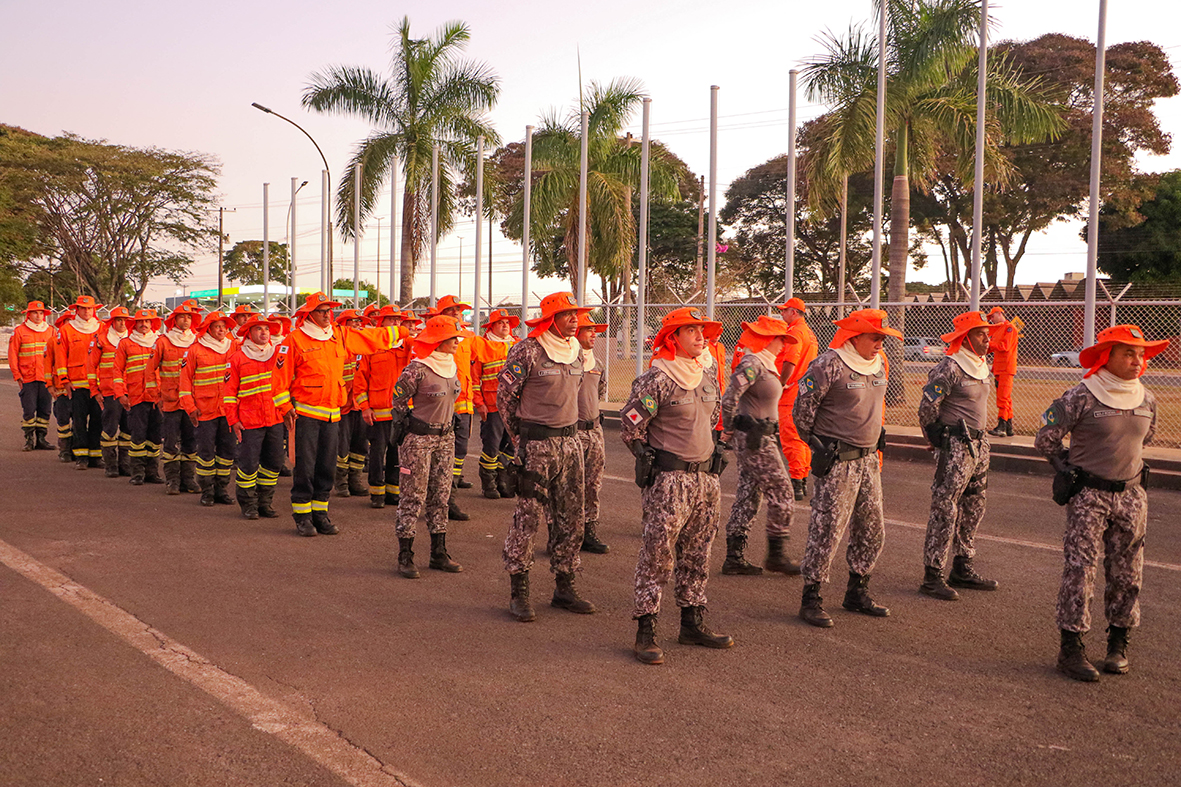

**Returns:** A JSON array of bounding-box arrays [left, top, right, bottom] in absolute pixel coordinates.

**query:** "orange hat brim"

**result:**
[[1079, 338, 1169, 371]]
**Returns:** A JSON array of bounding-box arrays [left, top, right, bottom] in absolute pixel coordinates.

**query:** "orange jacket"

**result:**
[[8, 323, 53, 384], [709, 339, 727, 394], [341, 354, 360, 413], [223, 348, 281, 429], [989, 321, 1019, 376], [272, 325, 402, 422], [471, 335, 516, 412], [179, 341, 233, 421], [453, 330, 475, 415], [112, 337, 160, 405], [87, 329, 127, 397], [155, 334, 194, 413], [353, 345, 406, 420], [55, 322, 100, 389]]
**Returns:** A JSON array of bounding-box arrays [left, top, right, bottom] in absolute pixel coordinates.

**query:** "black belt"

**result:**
[[1078, 469, 1140, 493], [815, 436, 876, 462], [407, 416, 453, 436], [519, 421, 577, 441], [653, 448, 714, 474], [576, 419, 598, 431]]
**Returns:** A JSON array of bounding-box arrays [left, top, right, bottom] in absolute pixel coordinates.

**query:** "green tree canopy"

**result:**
[[1097, 171, 1181, 282], [223, 240, 290, 285]]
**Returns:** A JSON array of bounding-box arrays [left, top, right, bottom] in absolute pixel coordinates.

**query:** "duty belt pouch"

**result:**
[[877, 427, 887, 454], [809, 436, 837, 478], [745, 428, 763, 452], [634, 446, 657, 489], [1052, 467, 1082, 506], [709, 445, 728, 476], [1141, 461, 1151, 488]]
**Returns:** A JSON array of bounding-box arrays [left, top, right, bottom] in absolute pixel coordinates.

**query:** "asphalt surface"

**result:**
[[2, 377, 1179, 787]]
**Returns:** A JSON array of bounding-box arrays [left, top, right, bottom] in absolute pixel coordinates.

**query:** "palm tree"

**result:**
[[504, 79, 682, 301], [302, 17, 500, 303], [802, 0, 1062, 400]]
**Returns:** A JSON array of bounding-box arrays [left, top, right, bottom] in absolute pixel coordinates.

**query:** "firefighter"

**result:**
[[987, 306, 1020, 437], [777, 298, 820, 500], [471, 308, 520, 500], [50, 306, 77, 461], [230, 304, 259, 350], [56, 295, 105, 469], [9, 301, 54, 451], [180, 311, 238, 506], [355, 305, 408, 508], [157, 301, 205, 494], [333, 309, 370, 498], [89, 306, 132, 477], [224, 315, 286, 520], [112, 309, 164, 485]]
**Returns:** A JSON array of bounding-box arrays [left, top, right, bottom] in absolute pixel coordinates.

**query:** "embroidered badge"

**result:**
[[689, 308, 704, 320], [624, 407, 644, 425], [1131, 328, 1143, 339], [224, 369, 232, 382], [744, 367, 758, 383], [279, 345, 289, 354], [394, 383, 406, 398], [923, 381, 946, 401], [276, 356, 285, 369], [640, 395, 658, 414], [801, 375, 815, 393], [1042, 403, 1062, 426]]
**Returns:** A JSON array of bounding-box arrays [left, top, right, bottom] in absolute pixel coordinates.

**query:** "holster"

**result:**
[[877, 427, 887, 454], [808, 435, 838, 478], [634, 445, 657, 489], [733, 413, 776, 452], [1141, 461, 1151, 488], [517, 466, 548, 503], [709, 444, 729, 476], [391, 411, 408, 446], [1052, 466, 1083, 506]]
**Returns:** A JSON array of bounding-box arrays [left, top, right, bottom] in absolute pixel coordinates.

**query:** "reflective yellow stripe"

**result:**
[[292, 501, 313, 514], [310, 500, 329, 512], [241, 372, 269, 384], [240, 384, 269, 397], [294, 401, 340, 421], [273, 392, 291, 406], [372, 408, 393, 419]]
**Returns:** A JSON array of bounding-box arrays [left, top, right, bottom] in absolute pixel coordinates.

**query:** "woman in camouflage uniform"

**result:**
[[719, 315, 799, 576], [574, 311, 610, 554], [621, 307, 733, 665], [1034, 325, 1165, 682]]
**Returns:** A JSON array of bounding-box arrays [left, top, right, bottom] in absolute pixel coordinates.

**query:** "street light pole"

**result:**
[[217, 206, 236, 308], [288, 179, 307, 315], [458, 236, 464, 303]]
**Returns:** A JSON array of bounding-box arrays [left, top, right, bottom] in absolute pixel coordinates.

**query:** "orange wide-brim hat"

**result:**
[[197, 311, 237, 336], [940, 311, 1006, 355], [334, 308, 363, 326], [22, 301, 49, 314], [779, 297, 806, 312], [651, 306, 723, 361], [829, 309, 903, 348], [401, 311, 425, 327], [988, 306, 1005, 317], [435, 294, 472, 314], [295, 291, 343, 314], [369, 305, 402, 323], [484, 308, 521, 331], [105, 306, 132, 324], [71, 295, 104, 311], [738, 315, 798, 353], [1079, 324, 1169, 378], [165, 301, 204, 328], [576, 311, 606, 334], [236, 315, 277, 338], [268, 315, 291, 336], [232, 304, 258, 317], [129, 308, 163, 332], [413, 315, 465, 357], [55, 308, 76, 328], [525, 291, 592, 336]]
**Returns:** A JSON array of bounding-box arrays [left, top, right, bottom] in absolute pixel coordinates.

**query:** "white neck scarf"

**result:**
[[699, 347, 715, 369], [582, 349, 597, 371], [653, 354, 705, 390], [949, 347, 989, 380], [106, 325, 129, 347], [418, 351, 457, 379], [128, 330, 158, 349], [70, 315, 100, 335], [537, 330, 579, 365], [833, 342, 883, 376], [23, 318, 49, 333], [198, 333, 232, 355], [270, 335, 285, 348], [1083, 367, 1145, 410], [751, 348, 780, 375], [165, 327, 195, 349], [486, 332, 514, 344], [241, 340, 276, 363], [298, 321, 334, 341]]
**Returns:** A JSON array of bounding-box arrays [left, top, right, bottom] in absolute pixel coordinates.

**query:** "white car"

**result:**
[[1050, 349, 1082, 367], [903, 336, 946, 361]]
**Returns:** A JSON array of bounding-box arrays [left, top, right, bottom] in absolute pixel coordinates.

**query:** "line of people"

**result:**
[[8, 293, 1161, 680]]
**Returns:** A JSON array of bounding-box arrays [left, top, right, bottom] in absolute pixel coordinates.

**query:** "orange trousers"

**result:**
[[995, 374, 1014, 420], [778, 391, 810, 480]]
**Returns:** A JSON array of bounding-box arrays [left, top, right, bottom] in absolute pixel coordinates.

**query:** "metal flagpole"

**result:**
[[838, 175, 848, 318], [970, 0, 990, 311], [262, 183, 270, 314], [636, 98, 651, 378], [522, 127, 534, 328], [577, 110, 589, 303], [474, 136, 484, 333], [707, 86, 719, 320], [320, 170, 329, 293], [390, 159, 398, 305], [785, 70, 798, 301], [870, 0, 888, 309], [353, 163, 362, 308], [290, 178, 297, 315], [430, 145, 439, 308], [1084, 0, 1109, 347]]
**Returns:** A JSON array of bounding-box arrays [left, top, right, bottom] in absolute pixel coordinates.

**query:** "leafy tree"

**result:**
[[20, 265, 78, 308], [223, 240, 290, 285], [1097, 170, 1181, 281], [330, 277, 389, 307], [302, 17, 500, 305]]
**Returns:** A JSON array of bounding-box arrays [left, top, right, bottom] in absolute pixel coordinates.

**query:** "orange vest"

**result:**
[[272, 325, 401, 422], [88, 329, 126, 397], [353, 345, 405, 420], [55, 322, 100, 389], [224, 349, 281, 429], [989, 322, 1019, 375], [112, 337, 160, 405], [8, 323, 53, 384], [155, 334, 194, 413], [453, 331, 475, 415], [179, 342, 232, 420], [471, 335, 516, 411]]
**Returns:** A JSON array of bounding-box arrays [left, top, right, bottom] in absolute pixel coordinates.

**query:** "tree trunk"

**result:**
[[398, 181, 416, 305]]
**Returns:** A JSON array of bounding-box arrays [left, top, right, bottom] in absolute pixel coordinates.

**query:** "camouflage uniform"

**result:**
[[391, 361, 461, 539], [721, 352, 792, 539], [620, 366, 722, 618], [793, 350, 886, 585], [1035, 384, 1156, 633], [498, 337, 586, 576], [917, 358, 991, 570], [577, 357, 607, 524]]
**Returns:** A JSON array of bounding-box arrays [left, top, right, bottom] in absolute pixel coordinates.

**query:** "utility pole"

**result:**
[[695, 175, 705, 295], [458, 236, 464, 303], [489, 215, 494, 307], [375, 216, 382, 305], [217, 206, 237, 307]]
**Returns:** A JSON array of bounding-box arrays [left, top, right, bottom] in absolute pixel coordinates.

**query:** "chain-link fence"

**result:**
[[583, 299, 1181, 448]]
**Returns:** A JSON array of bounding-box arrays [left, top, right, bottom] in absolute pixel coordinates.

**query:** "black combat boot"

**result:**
[[118, 446, 131, 477], [35, 428, 53, 450], [678, 605, 734, 649], [103, 446, 120, 478], [237, 485, 259, 520], [128, 456, 146, 486], [552, 572, 596, 614], [721, 534, 763, 575], [333, 464, 350, 497], [479, 466, 500, 499], [1104, 626, 1130, 675], [312, 510, 338, 535], [791, 477, 806, 501], [164, 461, 181, 495], [347, 467, 368, 496], [213, 475, 234, 505], [397, 537, 419, 578], [581, 521, 610, 554], [497, 466, 516, 498], [75, 456, 89, 471], [278, 461, 292, 477], [1005, 418, 1014, 436], [448, 480, 470, 521], [180, 461, 201, 493], [256, 485, 279, 518], [429, 532, 463, 572], [509, 572, 534, 621], [764, 536, 800, 575], [1057, 629, 1100, 682], [842, 572, 890, 617], [199, 475, 216, 507], [23, 429, 36, 452], [144, 457, 164, 484], [385, 489, 399, 506], [800, 582, 834, 628], [988, 419, 1007, 437], [294, 513, 316, 537], [370, 493, 385, 509], [634, 614, 664, 665], [58, 437, 73, 463], [948, 555, 999, 591], [919, 565, 960, 601]]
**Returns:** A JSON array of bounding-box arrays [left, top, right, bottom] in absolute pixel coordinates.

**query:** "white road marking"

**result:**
[[602, 474, 1181, 573], [0, 537, 419, 787]]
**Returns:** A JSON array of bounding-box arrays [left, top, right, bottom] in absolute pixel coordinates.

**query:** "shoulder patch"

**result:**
[[743, 366, 758, 383], [923, 380, 948, 402], [1042, 401, 1064, 427], [394, 382, 406, 398], [276, 356, 285, 369], [623, 407, 645, 425], [179, 356, 187, 368], [799, 373, 815, 394], [504, 362, 524, 381], [278, 345, 289, 354], [640, 395, 658, 415]]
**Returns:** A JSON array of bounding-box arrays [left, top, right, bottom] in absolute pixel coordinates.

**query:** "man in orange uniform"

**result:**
[[354, 305, 407, 508], [229, 304, 258, 351], [776, 298, 820, 500], [224, 315, 285, 520], [9, 301, 55, 451], [88, 306, 132, 477], [57, 296, 106, 469], [433, 295, 474, 519], [271, 292, 405, 537], [333, 308, 369, 497], [113, 309, 164, 485], [157, 301, 204, 494], [987, 306, 1019, 437], [180, 311, 237, 506], [49, 306, 77, 461], [471, 308, 520, 499]]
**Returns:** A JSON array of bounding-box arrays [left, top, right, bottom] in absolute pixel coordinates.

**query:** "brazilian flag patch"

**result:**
[[640, 395, 658, 415], [744, 367, 758, 383], [1042, 402, 1063, 427], [800, 374, 815, 393], [506, 362, 524, 380], [394, 382, 406, 398], [923, 381, 947, 402]]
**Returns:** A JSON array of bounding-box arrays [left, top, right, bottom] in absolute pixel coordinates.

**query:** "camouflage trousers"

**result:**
[[1058, 484, 1147, 633], [577, 424, 605, 523], [395, 432, 453, 539], [503, 434, 585, 575], [725, 431, 793, 539], [923, 436, 989, 570], [634, 470, 721, 618], [800, 453, 884, 585]]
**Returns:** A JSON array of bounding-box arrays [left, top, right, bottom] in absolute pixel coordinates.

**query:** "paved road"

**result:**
[[2, 378, 1179, 786]]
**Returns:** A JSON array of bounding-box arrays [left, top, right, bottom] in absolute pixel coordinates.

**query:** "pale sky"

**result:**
[[4, 0, 1180, 306]]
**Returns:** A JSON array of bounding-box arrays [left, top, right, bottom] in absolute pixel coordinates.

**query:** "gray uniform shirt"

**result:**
[[496, 336, 584, 434], [917, 357, 991, 432], [577, 358, 605, 422], [793, 349, 885, 449], [720, 352, 782, 431], [391, 360, 460, 425], [1035, 383, 1157, 482], [620, 366, 720, 463]]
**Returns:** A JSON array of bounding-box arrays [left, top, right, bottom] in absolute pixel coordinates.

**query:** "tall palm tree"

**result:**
[[302, 17, 500, 303], [802, 0, 1062, 400], [504, 79, 682, 300]]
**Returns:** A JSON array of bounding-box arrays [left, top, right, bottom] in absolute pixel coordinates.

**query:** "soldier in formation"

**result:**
[[8, 300, 54, 452], [90, 305, 132, 477], [224, 314, 286, 520], [471, 308, 519, 500], [51, 305, 77, 461], [56, 295, 104, 469], [333, 309, 370, 498], [112, 309, 164, 485], [433, 294, 474, 520], [574, 311, 609, 554], [158, 301, 204, 494], [355, 306, 408, 509], [180, 311, 237, 506]]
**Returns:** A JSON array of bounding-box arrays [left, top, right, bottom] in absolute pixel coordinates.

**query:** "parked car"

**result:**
[[902, 336, 946, 361], [1050, 349, 1082, 367]]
